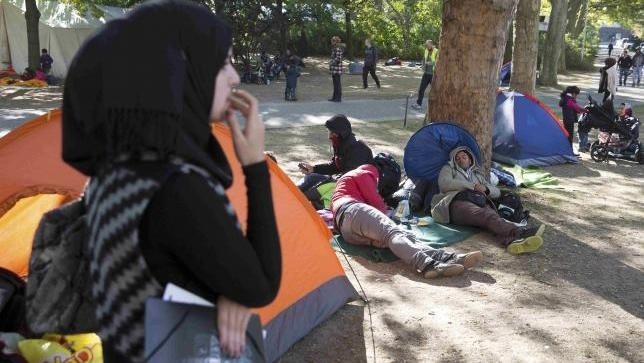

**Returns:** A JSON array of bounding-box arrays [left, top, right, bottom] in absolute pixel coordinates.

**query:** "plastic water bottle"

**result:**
[[394, 199, 411, 222]]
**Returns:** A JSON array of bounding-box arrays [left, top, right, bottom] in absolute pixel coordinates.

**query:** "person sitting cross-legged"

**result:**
[[297, 114, 373, 192], [431, 147, 545, 255], [332, 163, 483, 279]]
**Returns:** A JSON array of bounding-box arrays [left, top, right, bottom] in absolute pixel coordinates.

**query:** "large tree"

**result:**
[[25, 0, 40, 70], [427, 0, 518, 169], [538, 0, 567, 86], [511, 0, 541, 95]]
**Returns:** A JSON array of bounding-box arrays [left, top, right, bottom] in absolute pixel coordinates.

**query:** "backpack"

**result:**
[[373, 152, 402, 201], [496, 191, 529, 224], [25, 197, 98, 335], [0, 267, 26, 332]]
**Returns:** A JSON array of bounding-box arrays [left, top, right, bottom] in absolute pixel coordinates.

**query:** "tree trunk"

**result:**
[[504, 21, 514, 63], [559, 32, 566, 73], [277, 2, 287, 54], [344, 5, 353, 60], [538, 0, 567, 86], [427, 0, 518, 170], [25, 0, 40, 70], [511, 0, 541, 95]]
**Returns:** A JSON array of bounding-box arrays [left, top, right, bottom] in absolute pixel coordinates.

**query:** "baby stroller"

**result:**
[[579, 95, 642, 163]]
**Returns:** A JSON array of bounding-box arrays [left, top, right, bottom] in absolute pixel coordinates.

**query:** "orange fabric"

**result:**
[[0, 110, 347, 326], [0, 194, 67, 278]]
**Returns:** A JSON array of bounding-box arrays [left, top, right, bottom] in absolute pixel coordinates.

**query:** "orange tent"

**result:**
[[0, 110, 356, 361]]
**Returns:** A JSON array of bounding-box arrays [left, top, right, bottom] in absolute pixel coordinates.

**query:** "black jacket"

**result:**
[[313, 115, 373, 175], [618, 55, 633, 69]]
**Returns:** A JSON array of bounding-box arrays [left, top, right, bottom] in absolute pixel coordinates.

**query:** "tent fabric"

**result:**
[[404, 122, 481, 182], [493, 91, 577, 167], [0, 0, 127, 77], [0, 110, 356, 362]]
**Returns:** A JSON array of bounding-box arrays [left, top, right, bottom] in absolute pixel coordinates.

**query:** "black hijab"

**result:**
[[62, 0, 233, 187]]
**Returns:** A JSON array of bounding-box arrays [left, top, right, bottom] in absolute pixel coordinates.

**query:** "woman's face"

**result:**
[[210, 48, 240, 121]]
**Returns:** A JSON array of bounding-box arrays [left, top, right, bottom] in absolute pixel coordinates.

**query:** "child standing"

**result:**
[[559, 86, 587, 153], [285, 57, 301, 101]]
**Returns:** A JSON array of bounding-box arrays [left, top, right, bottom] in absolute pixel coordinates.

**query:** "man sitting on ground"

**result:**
[[297, 114, 373, 192], [431, 147, 544, 254], [332, 163, 483, 279]]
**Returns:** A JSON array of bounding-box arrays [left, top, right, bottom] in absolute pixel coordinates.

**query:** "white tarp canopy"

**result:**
[[0, 0, 127, 77]]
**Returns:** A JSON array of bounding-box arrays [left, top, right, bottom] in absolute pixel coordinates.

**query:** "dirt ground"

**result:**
[[255, 60, 644, 362], [1, 59, 642, 362], [271, 119, 644, 363]]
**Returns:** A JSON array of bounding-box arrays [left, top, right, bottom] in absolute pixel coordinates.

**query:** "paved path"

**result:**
[[2, 66, 643, 137]]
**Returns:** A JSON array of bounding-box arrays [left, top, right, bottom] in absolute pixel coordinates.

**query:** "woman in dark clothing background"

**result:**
[[62, 0, 281, 360], [559, 86, 587, 152]]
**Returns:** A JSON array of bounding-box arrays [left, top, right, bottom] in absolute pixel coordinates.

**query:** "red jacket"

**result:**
[[331, 164, 386, 215]]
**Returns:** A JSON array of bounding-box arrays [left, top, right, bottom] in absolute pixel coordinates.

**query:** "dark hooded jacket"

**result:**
[[313, 114, 373, 175]]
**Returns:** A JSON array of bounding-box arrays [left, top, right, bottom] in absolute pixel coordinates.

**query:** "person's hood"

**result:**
[[325, 114, 352, 138], [448, 146, 477, 169]]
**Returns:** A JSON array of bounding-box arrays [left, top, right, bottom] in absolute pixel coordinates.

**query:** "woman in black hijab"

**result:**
[[62, 0, 281, 360]]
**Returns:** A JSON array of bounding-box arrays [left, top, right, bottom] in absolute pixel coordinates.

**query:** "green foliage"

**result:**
[[564, 23, 599, 71]]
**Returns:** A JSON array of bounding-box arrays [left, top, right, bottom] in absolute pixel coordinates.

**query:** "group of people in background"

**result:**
[[251, 36, 438, 106], [617, 47, 644, 87]]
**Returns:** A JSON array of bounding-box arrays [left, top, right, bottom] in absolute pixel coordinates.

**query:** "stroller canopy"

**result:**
[[404, 122, 481, 181], [493, 91, 577, 166]]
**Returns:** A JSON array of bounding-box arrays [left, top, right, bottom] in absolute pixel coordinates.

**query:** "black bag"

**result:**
[[453, 190, 487, 208], [373, 152, 402, 200], [26, 197, 99, 335], [496, 191, 529, 223], [0, 267, 26, 332]]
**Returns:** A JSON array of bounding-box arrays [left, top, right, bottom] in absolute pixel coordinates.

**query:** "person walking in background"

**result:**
[[598, 57, 617, 103], [559, 86, 587, 153], [39, 49, 53, 74], [608, 41, 613, 57], [285, 56, 301, 101], [411, 40, 438, 110], [631, 47, 643, 87], [617, 49, 633, 86], [329, 36, 344, 102], [362, 39, 380, 89]]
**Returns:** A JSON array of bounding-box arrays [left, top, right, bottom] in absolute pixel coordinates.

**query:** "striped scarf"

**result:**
[[85, 161, 239, 360]]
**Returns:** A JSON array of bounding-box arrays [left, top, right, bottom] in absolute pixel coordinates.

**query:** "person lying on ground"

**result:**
[[62, 1, 281, 359], [297, 114, 373, 192], [431, 147, 545, 255], [332, 163, 483, 279]]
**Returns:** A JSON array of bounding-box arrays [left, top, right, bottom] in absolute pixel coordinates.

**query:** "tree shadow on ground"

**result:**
[[504, 215, 644, 320], [279, 302, 367, 363]]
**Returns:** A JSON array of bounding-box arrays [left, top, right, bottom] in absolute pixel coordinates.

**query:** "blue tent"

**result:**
[[493, 91, 577, 166], [404, 122, 481, 181], [499, 62, 511, 86]]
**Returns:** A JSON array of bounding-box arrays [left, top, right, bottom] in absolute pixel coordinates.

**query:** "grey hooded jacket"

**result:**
[[430, 146, 500, 223]]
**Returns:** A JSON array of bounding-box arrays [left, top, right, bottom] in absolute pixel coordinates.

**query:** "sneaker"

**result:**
[[410, 103, 422, 110], [422, 263, 465, 279], [507, 236, 543, 255], [448, 251, 483, 269], [517, 224, 545, 239]]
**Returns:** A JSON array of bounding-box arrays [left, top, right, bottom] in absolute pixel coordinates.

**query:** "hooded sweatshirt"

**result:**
[[312, 114, 374, 175], [430, 146, 500, 223], [331, 164, 387, 215]]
